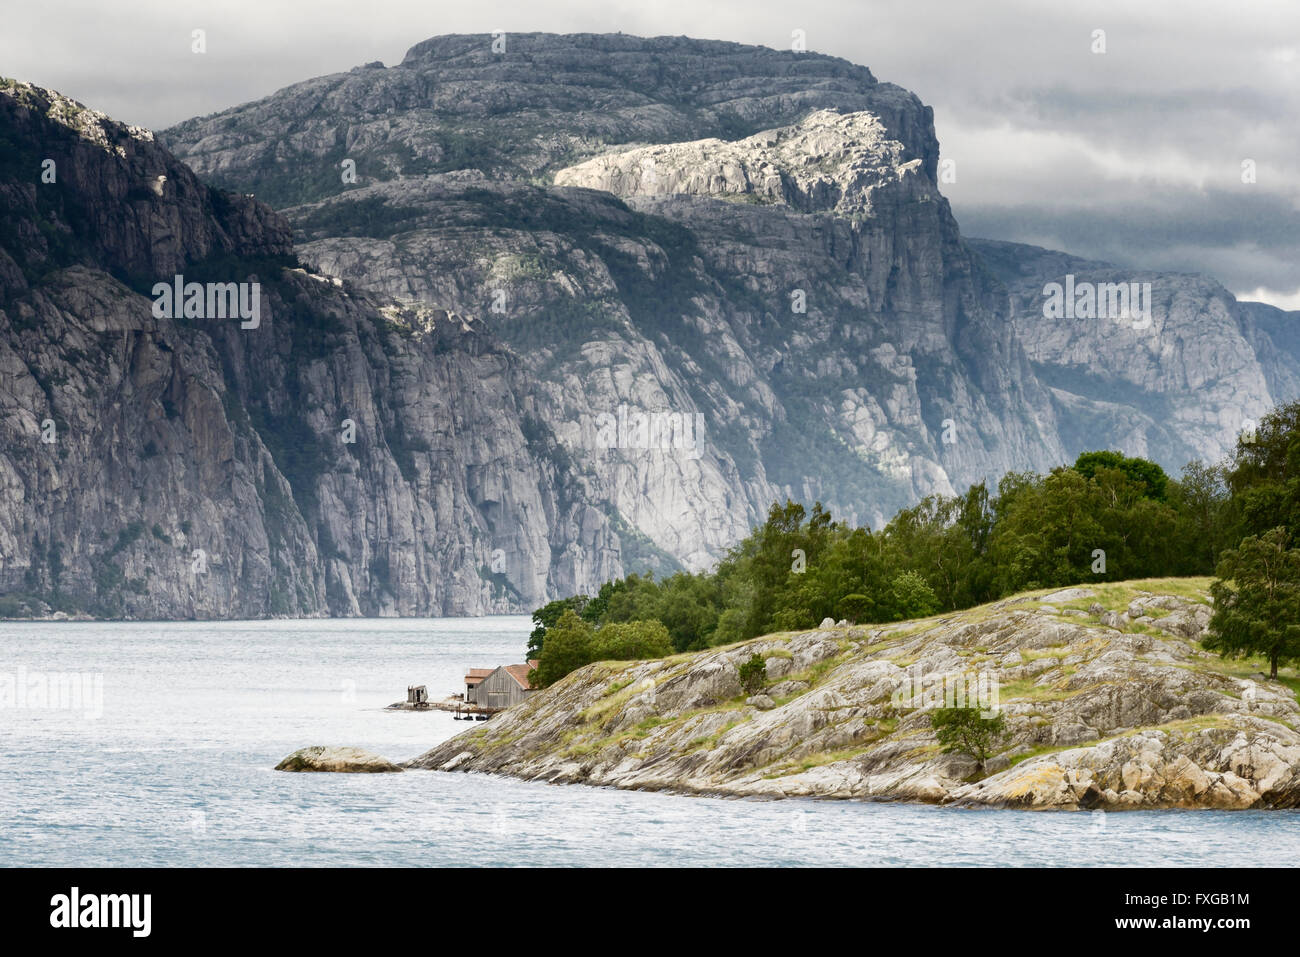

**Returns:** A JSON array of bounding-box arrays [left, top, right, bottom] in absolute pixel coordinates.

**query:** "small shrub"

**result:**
[[738, 653, 768, 695]]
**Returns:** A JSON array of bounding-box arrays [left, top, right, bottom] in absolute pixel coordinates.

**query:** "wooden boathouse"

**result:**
[[467, 660, 539, 709]]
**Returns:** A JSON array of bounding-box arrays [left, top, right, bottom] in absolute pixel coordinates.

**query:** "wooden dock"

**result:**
[[384, 695, 500, 719]]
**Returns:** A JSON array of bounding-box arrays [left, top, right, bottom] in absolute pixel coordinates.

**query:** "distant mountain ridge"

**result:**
[[968, 237, 1300, 470]]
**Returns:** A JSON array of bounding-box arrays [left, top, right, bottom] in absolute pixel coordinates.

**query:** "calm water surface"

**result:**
[[2, 617, 1296, 867]]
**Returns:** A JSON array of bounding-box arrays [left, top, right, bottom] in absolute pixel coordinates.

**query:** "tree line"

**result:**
[[527, 401, 1300, 686]]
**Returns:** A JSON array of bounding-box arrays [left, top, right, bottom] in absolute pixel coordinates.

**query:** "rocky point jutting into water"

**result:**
[[405, 581, 1300, 810]]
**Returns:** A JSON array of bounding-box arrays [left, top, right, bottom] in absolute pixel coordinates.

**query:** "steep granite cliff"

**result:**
[[3, 32, 1297, 617], [0, 80, 626, 618], [163, 34, 1299, 574], [167, 36, 1071, 562], [970, 237, 1300, 468]]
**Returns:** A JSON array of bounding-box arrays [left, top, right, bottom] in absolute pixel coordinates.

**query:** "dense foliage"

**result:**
[[531, 610, 673, 689], [527, 401, 1300, 686], [737, 654, 769, 695]]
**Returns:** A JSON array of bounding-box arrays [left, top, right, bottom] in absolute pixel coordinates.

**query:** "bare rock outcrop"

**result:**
[[952, 719, 1300, 810], [276, 746, 403, 773], [406, 582, 1300, 810], [553, 109, 919, 217]]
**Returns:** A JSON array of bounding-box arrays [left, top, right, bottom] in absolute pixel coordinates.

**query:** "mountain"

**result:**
[[0, 79, 624, 619], [2, 32, 1297, 619], [968, 237, 1300, 468], [163, 33, 937, 208], [162, 33, 1299, 575], [164, 33, 1071, 567]]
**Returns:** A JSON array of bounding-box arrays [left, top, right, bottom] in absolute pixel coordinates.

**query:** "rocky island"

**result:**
[[401, 579, 1300, 810], [276, 746, 403, 773]]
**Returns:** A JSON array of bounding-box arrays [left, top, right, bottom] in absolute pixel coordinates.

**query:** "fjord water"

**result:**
[[1, 618, 1295, 867]]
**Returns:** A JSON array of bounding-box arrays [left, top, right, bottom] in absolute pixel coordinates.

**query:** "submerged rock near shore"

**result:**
[[405, 580, 1300, 809], [276, 746, 403, 773]]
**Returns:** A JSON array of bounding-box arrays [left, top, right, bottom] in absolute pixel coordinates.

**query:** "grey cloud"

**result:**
[[958, 186, 1300, 300], [1, 0, 1295, 302]]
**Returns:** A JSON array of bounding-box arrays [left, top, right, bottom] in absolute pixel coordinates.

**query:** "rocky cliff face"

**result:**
[[0, 80, 624, 618], [162, 33, 1300, 577], [408, 581, 1300, 810], [5, 32, 1298, 617], [163, 33, 936, 207], [165, 35, 1071, 563], [970, 238, 1300, 468], [285, 160, 1063, 560], [552, 109, 917, 216]]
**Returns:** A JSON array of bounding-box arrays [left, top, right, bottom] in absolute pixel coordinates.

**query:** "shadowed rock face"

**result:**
[[0, 81, 291, 282], [406, 583, 1300, 810], [0, 80, 625, 619]]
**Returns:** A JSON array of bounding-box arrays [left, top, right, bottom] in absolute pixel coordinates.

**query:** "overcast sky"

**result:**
[[4, 0, 1297, 308]]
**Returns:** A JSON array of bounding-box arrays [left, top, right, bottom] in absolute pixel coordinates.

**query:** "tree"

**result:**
[[591, 620, 674, 661], [1073, 450, 1169, 501], [1167, 460, 1237, 575], [836, 593, 871, 623], [715, 499, 838, 640], [710, 605, 750, 647], [890, 570, 939, 620], [526, 595, 589, 660], [737, 653, 768, 695], [579, 579, 622, 625], [1206, 527, 1300, 679], [882, 486, 993, 612], [929, 706, 1007, 776], [986, 465, 1178, 593], [652, 572, 723, 651], [531, 609, 595, 688], [770, 605, 817, 631], [1225, 401, 1300, 544], [601, 573, 662, 624]]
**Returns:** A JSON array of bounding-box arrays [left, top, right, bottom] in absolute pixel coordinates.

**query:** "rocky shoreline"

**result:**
[[394, 581, 1300, 810]]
